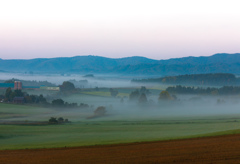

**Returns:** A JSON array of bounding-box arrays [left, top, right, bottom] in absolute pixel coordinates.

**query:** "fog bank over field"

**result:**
[[4, 94, 240, 123], [0, 73, 141, 88], [1, 72, 240, 123], [102, 96, 240, 120]]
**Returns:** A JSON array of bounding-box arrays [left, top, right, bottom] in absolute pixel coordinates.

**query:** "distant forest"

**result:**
[[166, 85, 240, 95], [132, 73, 240, 86]]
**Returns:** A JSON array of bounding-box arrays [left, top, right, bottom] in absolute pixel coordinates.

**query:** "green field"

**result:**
[[1, 119, 240, 150], [0, 103, 54, 120], [1, 103, 240, 150]]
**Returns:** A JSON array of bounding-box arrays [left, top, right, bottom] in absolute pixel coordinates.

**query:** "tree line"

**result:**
[[129, 86, 176, 104], [132, 73, 240, 86], [2, 87, 90, 109], [166, 85, 240, 95]]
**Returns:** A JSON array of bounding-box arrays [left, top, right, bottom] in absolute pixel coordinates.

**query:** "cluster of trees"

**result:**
[[51, 98, 89, 108], [94, 106, 106, 116], [129, 86, 150, 103], [166, 85, 240, 95], [2, 86, 91, 109], [4, 87, 47, 104], [25, 94, 47, 104], [87, 106, 107, 119], [158, 91, 175, 101], [132, 73, 239, 86], [83, 74, 94, 77], [59, 81, 76, 93], [5, 88, 24, 102], [68, 79, 88, 88], [48, 117, 70, 124], [129, 86, 176, 104]]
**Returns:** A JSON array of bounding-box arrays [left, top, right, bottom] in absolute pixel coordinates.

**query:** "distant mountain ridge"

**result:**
[[0, 53, 240, 75], [158, 53, 240, 65]]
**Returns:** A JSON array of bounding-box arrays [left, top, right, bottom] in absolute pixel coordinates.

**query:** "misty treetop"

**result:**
[[158, 91, 173, 101], [128, 87, 162, 105], [138, 93, 148, 104], [4, 87, 47, 104], [59, 81, 76, 92], [132, 73, 239, 86], [87, 106, 107, 119], [129, 86, 150, 102]]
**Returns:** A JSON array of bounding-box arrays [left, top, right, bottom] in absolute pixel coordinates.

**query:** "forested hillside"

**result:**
[[0, 53, 240, 75]]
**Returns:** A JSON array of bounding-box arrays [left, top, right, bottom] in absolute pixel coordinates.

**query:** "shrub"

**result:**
[[49, 117, 58, 124]]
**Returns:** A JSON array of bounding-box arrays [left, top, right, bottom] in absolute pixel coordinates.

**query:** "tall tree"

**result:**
[[5, 87, 12, 101], [138, 93, 147, 104], [129, 90, 140, 101], [158, 91, 172, 101], [59, 81, 75, 92]]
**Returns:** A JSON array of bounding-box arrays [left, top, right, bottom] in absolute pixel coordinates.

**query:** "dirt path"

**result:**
[[1, 134, 240, 164]]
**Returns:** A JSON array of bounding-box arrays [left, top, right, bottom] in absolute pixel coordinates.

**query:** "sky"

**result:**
[[0, 0, 240, 60]]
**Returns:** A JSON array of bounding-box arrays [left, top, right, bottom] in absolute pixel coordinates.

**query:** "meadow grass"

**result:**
[[0, 103, 52, 114], [1, 102, 240, 150], [1, 118, 240, 150], [0, 103, 54, 120]]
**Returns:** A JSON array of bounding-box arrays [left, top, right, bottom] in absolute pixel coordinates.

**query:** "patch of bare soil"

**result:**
[[1, 134, 240, 164]]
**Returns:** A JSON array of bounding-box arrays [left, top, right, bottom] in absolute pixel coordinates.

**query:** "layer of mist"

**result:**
[[1, 73, 240, 123]]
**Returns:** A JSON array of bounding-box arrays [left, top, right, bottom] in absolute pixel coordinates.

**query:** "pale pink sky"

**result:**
[[0, 0, 240, 60]]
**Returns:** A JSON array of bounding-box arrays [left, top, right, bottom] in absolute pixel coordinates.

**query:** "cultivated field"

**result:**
[[1, 134, 240, 163]]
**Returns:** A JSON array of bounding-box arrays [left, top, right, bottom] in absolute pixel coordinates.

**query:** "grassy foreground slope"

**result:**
[[1, 118, 240, 150]]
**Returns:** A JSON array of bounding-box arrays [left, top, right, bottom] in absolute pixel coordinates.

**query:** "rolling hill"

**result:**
[[0, 53, 240, 75]]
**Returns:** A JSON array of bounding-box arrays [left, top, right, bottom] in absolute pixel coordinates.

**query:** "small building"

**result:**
[[46, 87, 60, 91], [13, 97, 25, 104], [14, 81, 22, 90], [40, 86, 60, 91]]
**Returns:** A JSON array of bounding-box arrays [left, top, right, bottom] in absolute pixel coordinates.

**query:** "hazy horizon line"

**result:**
[[1, 52, 239, 61]]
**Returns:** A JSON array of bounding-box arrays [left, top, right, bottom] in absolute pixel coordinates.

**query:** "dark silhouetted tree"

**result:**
[[39, 94, 47, 103], [60, 81, 75, 92], [140, 86, 151, 95], [129, 90, 140, 101], [57, 117, 64, 123], [49, 117, 58, 124], [5, 87, 12, 101], [138, 93, 147, 104], [52, 99, 64, 106]]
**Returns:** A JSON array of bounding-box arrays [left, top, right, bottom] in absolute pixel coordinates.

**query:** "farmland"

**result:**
[[2, 133, 240, 164], [1, 83, 240, 164], [1, 102, 240, 150]]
